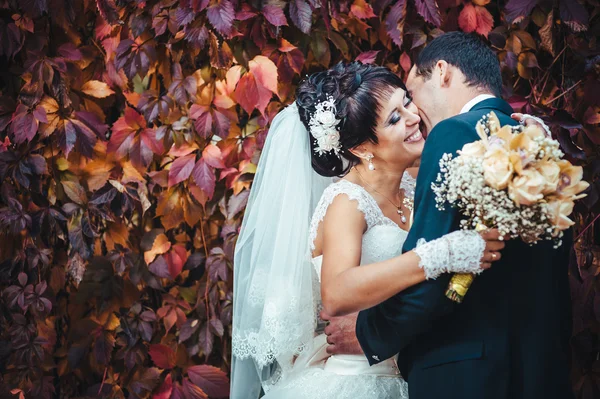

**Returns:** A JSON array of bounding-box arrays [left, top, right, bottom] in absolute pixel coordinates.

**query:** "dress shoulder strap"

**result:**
[[308, 180, 382, 252]]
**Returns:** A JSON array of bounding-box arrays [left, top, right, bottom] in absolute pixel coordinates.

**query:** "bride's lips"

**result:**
[[404, 129, 423, 143]]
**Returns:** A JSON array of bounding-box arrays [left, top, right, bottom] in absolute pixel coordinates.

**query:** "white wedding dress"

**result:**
[[262, 176, 414, 399]]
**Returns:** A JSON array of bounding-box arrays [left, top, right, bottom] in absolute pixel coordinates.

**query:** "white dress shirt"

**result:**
[[460, 94, 496, 114]]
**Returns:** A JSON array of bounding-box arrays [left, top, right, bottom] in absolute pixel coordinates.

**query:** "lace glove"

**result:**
[[414, 230, 486, 280], [518, 114, 551, 137]]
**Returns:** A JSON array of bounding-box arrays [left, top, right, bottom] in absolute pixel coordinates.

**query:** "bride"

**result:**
[[230, 62, 506, 398]]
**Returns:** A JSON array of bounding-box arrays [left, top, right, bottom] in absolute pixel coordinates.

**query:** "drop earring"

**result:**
[[367, 154, 375, 171]]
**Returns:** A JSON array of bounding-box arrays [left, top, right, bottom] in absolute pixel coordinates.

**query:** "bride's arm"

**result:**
[[319, 195, 504, 317]]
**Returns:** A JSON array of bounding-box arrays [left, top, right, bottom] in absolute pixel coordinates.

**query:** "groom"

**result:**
[[327, 32, 573, 398]]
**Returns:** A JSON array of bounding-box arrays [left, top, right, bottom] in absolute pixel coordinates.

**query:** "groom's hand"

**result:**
[[321, 311, 364, 355]]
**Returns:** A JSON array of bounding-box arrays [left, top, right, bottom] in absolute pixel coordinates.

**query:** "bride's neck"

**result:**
[[348, 164, 406, 199]]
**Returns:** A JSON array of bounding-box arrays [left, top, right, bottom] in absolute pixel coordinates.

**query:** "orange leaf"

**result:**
[[350, 0, 376, 19], [81, 80, 115, 98], [144, 233, 171, 264]]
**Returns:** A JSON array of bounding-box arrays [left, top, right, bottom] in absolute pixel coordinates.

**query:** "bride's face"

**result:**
[[366, 87, 424, 168]]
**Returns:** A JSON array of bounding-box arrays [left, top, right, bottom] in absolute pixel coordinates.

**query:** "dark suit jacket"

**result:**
[[356, 98, 573, 399]]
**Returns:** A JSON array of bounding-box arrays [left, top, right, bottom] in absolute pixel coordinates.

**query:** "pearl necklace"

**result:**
[[352, 166, 413, 224]]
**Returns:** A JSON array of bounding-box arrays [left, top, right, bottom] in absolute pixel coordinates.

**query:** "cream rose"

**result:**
[[546, 198, 575, 233], [316, 110, 338, 127], [508, 168, 545, 206], [460, 141, 486, 157], [310, 124, 327, 139], [482, 147, 514, 190], [556, 160, 590, 199], [535, 160, 560, 195], [317, 131, 340, 153], [510, 132, 538, 156]]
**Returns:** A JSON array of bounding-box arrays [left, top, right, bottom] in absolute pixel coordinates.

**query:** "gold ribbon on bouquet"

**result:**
[[445, 224, 487, 303]]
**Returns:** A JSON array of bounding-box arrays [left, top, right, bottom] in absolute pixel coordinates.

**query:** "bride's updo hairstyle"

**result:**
[[296, 62, 407, 177]]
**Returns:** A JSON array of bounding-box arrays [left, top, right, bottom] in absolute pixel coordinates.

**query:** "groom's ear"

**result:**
[[436, 60, 453, 88]]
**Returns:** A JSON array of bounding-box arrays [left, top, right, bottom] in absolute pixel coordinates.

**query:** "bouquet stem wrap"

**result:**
[[445, 224, 487, 303]]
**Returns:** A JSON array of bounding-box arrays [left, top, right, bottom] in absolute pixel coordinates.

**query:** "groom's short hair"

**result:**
[[415, 32, 502, 97]]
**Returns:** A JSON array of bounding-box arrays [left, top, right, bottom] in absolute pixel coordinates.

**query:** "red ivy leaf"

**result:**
[[149, 344, 177, 369], [458, 3, 477, 33], [234, 55, 278, 115], [108, 108, 163, 168], [415, 0, 441, 27], [202, 144, 225, 168], [152, 374, 173, 399], [207, 0, 235, 38], [504, 0, 537, 24], [168, 153, 196, 187], [355, 50, 379, 64], [192, 158, 216, 199], [400, 52, 411, 73], [165, 244, 188, 279], [187, 365, 230, 398], [289, 0, 313, 34], [183, 378, 208, 399], [475, 6, 494, 38], [262, 4, 288, 26]]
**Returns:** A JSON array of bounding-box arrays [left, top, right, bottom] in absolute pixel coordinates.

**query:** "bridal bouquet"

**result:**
[[433, 112, 589, 303]]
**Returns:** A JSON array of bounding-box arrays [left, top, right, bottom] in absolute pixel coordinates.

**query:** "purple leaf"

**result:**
[[179, 318, 200, 342], [197, 323, 214, 356], [58, 43, 83, 61], [559, 0, 589, 33], [192, 158, 216, 199], [168, 153, 196, 187], [384, 0, 406, 48], [414, 0, 441, 27], [96, 0, 121, 25], [149, 256, 172, 279], [504, 0, 538, 24], [209, 317, 224, 337], [207, 0, 235, 38], [188, 365, 230, 398], [262, 5, 288, 26], [289, 0, 312, 34]]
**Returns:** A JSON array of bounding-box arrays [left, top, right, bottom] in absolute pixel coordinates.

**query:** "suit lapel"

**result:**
[[468, 98, 514, 116]]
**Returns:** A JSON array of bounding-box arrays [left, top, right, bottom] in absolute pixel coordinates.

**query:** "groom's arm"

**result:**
[[356, 118, 480, 364]]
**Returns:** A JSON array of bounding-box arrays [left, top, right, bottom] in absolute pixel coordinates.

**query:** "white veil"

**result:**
[[231, 103, 332, 398]]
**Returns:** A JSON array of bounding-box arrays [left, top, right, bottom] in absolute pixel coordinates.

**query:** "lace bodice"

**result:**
[[309, 172, 414, 281]]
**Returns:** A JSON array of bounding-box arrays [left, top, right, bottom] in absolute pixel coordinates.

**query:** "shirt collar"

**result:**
[[460, 94, 496, 114]]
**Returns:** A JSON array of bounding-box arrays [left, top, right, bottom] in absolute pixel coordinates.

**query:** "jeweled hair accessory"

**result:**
[[309, 96, 342, 156]]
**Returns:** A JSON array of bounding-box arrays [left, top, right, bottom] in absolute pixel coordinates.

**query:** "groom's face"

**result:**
[[406, 65, 444, 136]]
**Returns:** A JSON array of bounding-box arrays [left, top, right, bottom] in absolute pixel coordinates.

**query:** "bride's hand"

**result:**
[[511, 112, 551, 137], [479, 228, 506, 270]]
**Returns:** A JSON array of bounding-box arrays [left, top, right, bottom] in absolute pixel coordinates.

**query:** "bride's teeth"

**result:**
[[405, 131, 422, 142]]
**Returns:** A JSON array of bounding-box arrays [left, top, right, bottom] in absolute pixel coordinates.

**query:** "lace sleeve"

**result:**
[[308, 180, 380, 252], [413, 230, 487, 279], [400, 171, 416, 200]]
